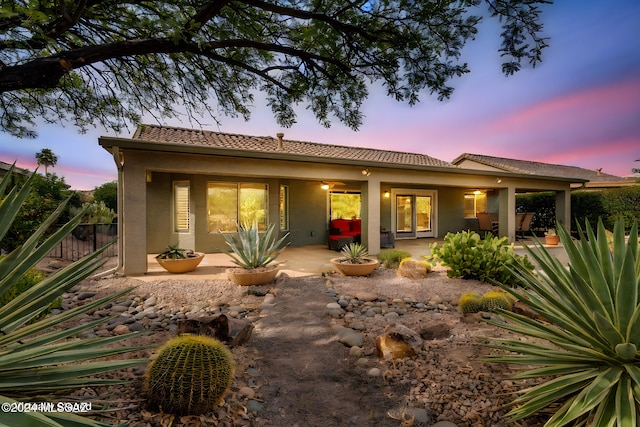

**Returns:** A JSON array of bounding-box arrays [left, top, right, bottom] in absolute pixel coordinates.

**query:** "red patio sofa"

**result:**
[[328, 219, 361, 251]]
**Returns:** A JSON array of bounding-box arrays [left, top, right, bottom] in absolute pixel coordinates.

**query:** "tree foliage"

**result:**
[[0, 0, 550, 137], [93, 180, 117, 212], [34, 148, 57, 174]]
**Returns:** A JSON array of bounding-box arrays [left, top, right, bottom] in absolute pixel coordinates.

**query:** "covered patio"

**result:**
[[137, 238, 568, 282]]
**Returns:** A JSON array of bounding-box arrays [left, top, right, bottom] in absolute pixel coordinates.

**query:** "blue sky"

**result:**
[[1, 0, 639, 190]]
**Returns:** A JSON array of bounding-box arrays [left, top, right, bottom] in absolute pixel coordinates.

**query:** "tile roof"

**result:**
[[132, 124, 452, 168], [452, 153, 625, 182]]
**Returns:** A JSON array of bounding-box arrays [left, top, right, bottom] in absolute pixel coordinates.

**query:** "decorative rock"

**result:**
[[355, 358, 369, 367], [143, 296, 157, 307], [76, 291, 96, 301], [397, 258, 431, 279], [246, 400, 263, 413], [354, 291, 378, 302], [112, 324, 130, 335], [128, 322, 145, 332], [238, 387, 255, 399], [375, 332, 416, 359], [367, 367, 381, 377], [349, 346, 363, 358], [326, 302, 341, 310], [338, 329, 364, 348], [420, 324, 451, 340]]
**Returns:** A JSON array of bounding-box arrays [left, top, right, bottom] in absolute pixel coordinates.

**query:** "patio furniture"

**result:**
[[380, 229, 395, 248], [517, 212, 535, 239], [477, 212, 498, 234], [328, 219, 361, 250]]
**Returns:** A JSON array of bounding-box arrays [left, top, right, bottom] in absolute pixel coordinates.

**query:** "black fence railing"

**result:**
[[48, 223, 118, 261]]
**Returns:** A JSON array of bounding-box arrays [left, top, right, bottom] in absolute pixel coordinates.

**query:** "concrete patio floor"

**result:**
[[135, 236, 568, 282]]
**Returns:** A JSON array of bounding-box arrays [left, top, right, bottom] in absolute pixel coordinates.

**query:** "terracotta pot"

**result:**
[[156, 253, 204, 273], [545, 235, 560, 246], [226, 265, 279, 286], [331, 258, 379, 276]]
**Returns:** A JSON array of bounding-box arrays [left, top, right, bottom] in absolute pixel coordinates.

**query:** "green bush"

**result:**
[[377, 249, 412, 269], [428, 230, 534, 285], [485, 218, 640, 425], [93, 181, 118, 212], [516, 192, 555, 232], [601, 186, 640, 233]]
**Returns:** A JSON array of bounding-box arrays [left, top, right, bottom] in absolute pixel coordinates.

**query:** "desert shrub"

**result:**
[[428, 230, 534, 285], [93, 181, 117, 212], [378, 249, 412, 269]]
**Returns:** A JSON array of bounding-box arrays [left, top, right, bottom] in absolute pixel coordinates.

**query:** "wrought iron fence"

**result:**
[[48, 223, 118, 261]]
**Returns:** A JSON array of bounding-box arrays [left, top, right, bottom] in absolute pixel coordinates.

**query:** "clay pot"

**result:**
[[226, 265, 279, 286], [545, 235, 560, 246], [330, 258, 379, 276], [156, 253, 204, 273]]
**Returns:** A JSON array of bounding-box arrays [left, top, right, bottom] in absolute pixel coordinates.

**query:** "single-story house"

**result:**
[[452, 153, 635, 190], [99, 125, 587, 275]]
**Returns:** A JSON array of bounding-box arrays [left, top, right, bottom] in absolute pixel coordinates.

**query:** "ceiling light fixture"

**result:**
[[361, 168, 371, 176]]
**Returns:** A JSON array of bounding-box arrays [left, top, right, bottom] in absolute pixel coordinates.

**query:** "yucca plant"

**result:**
[[485, 218, 640, 426], [221, 221, 289, 269], [339, 242, 370, 264], [0, 167, 148, 427]]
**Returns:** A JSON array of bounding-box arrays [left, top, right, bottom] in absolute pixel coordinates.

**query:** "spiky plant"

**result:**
[[458, 292, 483, 314], [340, 242, 370, 264], [221, 221, 289, 269], [0, 167, 148, 427], [485, 218, 640, 426], [144, 335, 235, 415], [481, 291, 515, 312]]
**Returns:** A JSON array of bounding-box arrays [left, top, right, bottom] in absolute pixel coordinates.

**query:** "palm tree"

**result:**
[[35, 148, 58, 174]]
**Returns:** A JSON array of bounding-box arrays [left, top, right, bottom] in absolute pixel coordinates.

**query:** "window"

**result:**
[[173, 182, 190, 232], [279, 185, 289, 231], [207, 182, 268, 232], [330, 192, 361, 220], [464, 191, 487, 218]]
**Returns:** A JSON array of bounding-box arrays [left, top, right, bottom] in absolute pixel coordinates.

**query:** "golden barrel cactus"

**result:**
[[144, 335, 235, 415]]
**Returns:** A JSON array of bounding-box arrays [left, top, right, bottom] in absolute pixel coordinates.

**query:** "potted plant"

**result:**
[[155, 244, 204, 273], [544, 228, 560, 246], [331, 242, 379, 276], [221, 222, 289, 286]]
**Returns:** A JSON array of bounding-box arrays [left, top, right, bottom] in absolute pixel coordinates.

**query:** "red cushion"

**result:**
[[332, 220, 351, 234], [349, 219, 361, 233]]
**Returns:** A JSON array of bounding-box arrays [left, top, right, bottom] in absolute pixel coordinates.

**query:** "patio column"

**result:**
[[362, 178, 381, 253], [555, 189, 571, 231], [120, 157, 148, 275], [498, 186, 517, 241]]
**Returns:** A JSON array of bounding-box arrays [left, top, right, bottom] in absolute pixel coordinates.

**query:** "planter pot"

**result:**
[[226, 265, 279, 286], [156, 253, 204, 274], [544, 235, 560, 246], [331, 258, 379, 276]]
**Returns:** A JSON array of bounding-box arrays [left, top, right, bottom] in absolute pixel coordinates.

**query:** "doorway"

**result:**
[[392, 189, 437, 238]]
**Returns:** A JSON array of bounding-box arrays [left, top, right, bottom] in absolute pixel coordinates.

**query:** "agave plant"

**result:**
[[221, 221, 289, 269], [0, 167, 148, 426], [485, 218, 640, 426], [340, 242, 370, 264]]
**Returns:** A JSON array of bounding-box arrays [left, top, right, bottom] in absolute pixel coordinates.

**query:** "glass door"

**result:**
[[393, 190, 437, 238], [416, 195, 432, 237], [396, 195, 413, 236]]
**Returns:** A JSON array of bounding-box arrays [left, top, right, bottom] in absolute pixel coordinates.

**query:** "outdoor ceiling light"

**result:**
[[383, 191, 390, 198], [361, 168, 371, 176], [496, 178, 502, 184], [320, 182, 330, 190]]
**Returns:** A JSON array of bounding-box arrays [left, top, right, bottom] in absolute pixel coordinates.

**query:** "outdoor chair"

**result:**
[[516, 212, 535, 239], [477, 212, 498, 235]]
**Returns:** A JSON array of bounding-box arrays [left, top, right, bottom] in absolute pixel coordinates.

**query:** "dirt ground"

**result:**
[[58, 261, 548, 427]]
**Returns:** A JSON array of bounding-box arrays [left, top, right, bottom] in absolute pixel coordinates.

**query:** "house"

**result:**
[[0, 160, 30, 184], [452, 153, 635, 190], [99, 125, 586, 275]]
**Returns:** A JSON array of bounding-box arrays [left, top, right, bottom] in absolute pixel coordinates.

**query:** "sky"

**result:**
[[1, 0, 639, 190]]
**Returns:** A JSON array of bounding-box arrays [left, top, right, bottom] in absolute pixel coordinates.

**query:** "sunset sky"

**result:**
[[1, 0, 639, 190]]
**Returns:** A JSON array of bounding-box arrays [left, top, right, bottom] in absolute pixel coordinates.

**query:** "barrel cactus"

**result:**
[[481, 291, 515, 312], [458, 292, 483, 314], [144, 335, 235, 415]]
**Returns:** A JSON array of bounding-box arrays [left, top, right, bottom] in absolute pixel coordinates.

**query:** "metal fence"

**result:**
[[48, 223, 118, 261]]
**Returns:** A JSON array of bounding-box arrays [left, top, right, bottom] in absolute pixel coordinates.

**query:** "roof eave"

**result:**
[[99, 136, 586, 184]]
